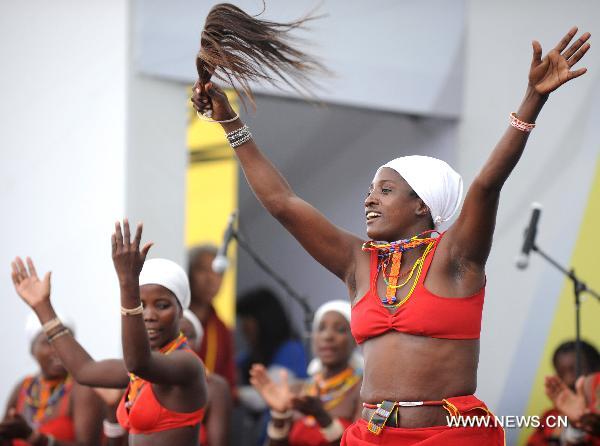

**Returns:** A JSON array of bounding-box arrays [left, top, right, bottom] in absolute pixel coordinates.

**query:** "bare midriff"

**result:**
[[360, 331, 479, 428]]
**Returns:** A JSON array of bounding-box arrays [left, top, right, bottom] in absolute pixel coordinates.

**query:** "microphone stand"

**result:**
[[531, 242, 600, 378], [232, 230, 314, 349]]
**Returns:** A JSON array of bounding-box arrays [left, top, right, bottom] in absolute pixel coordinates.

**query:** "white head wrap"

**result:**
[[183, 309, 204, 344], [307, 300, 363, 376], [376, 155, 463, 228], [139, 258, 191, 310], [25, 312, 75, 346]]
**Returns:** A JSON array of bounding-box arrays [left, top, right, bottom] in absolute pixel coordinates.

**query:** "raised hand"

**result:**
[[529, 27, 591, 95], [111, 219, 153, 285], [545, 375, 587, 423], [249, 364, 294, 413], [190, 81, 237, 122], [10, 257, 51, 310]]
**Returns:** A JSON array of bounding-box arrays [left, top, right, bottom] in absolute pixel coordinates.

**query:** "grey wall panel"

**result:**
[[135, 0, 465, 117]]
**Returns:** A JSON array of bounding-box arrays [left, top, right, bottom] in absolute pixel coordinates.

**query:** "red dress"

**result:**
[[197, 305, 236, 390]]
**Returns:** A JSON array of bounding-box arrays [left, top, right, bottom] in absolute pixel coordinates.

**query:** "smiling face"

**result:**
[[140, 284, 182, 350], [365, 167, 432, 241], [312, 311, 354, 370], [31, 333, 67, 380]]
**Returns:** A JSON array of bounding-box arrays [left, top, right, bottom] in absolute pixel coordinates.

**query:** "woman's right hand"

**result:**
[[10, 257, 51, 310], [191, 81, 237, 122], [249, 363, 294, 413]]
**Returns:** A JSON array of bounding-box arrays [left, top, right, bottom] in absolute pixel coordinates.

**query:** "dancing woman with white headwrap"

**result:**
[[191, 15, 591, 444], [10, 220, 207, 446], [250, 300, 362, 446]]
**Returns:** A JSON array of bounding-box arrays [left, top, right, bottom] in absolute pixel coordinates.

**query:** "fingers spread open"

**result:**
[[568, 67, 588, 81], [123, 219, 131, 247], [554, 26, 578, 52], [141, 242, 153, 260], [133, 223, 143, 250], [563, 32, 591, 60], [15, 257, 27, 279], [26, 257, 38, 279], [568, 42, 590, 67], [114, 221, 123, 248]]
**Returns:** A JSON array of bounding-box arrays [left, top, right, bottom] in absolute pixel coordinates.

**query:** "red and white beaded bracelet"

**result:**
[[509, 112, 536, 133]]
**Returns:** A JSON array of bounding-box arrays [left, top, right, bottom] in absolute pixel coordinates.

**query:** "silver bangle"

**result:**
[[196, 110, 240, 123]]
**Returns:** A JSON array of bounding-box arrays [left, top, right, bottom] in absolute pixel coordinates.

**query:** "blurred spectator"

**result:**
[[188, 244, 236, 390], [528, 340, 600, 445]]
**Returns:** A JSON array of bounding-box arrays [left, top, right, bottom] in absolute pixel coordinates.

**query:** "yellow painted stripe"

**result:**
[[185, 90, 239, 328], [519, 155, 600, 444]]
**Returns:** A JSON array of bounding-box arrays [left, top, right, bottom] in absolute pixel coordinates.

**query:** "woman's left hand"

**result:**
[[0, 409, 33, 439], [111, 219, 153, 285], [529, 27, 590, 95]]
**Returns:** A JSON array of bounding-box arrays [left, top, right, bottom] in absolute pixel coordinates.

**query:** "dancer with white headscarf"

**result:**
[[191, 20, 591, 445], [250, 299, 363, 446], [10, 220, 208, 446]]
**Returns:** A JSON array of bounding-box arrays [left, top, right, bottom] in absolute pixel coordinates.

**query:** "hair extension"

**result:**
[[197, 2, 328, 106]]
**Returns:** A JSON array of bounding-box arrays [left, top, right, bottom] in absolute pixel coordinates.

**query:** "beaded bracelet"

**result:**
[[121, 303, 144, 316], [225, 124, 253, 149], [267, 419, 292, 440], [103, 419, 127, 438], [509, 112, 536, 132], [42, 317, 62, 335], [320, 418, 345, 442], [48, 328, 70, 343]]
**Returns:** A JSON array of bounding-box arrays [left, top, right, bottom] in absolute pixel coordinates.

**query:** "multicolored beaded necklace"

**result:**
[[362, 231, 438, 306], [303, 366, 361, 425], [24, 375, 71, 425], [125, 332, 189, 408]]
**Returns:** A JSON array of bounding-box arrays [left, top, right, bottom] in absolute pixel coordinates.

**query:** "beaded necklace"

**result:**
[[303, 366, 361, 425], [24, 375, 71, 425], [362, 231, 438, 306], [126, 333, 188, 408]]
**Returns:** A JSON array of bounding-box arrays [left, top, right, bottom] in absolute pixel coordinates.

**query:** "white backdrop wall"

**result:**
[[0, 1, 129, 404], [461, 2, 600, 444]]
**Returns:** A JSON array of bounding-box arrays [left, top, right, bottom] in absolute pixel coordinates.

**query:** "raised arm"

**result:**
[[112, 220, 205, 387], [444, 27, 590, 270], [10, 257, 129, 388], [191, 83, 362, 283]]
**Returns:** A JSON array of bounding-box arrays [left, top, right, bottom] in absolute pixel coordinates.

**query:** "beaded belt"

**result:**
[[362, 400, 445, 435]]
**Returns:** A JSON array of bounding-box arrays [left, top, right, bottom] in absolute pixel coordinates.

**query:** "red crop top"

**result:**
[[351, 234, 484, 343], [117, 377, 205, 435]]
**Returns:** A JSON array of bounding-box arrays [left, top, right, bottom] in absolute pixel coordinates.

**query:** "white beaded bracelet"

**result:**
[[267, 420, 292, 440], [103, 419, 127, 438], [320, 418, 345, 442]]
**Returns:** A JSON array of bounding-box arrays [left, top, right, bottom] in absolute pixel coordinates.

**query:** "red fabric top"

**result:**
[[589, 372, 600, 413], [116, 377, 205, 435], [197, 305, 236, 390], [288, 417, 353, 446], [13, 375, 75, 445], [351, 235, 484, 344]]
